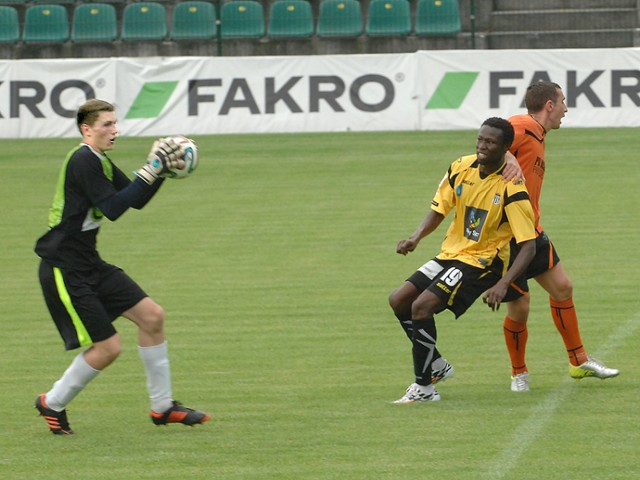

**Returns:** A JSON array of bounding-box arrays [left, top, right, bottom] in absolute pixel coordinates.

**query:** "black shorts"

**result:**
[[38, 260, 148, 350], [407, 258, 501, 318], [502, 229, 561, 302]]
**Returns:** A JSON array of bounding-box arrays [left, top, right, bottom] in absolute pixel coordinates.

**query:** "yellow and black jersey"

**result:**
[[430, 154, 536, 269]]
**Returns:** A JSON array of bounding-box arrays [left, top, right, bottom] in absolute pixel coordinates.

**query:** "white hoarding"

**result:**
[[0, 49, 637, 138], [417, 48, 640, 130]]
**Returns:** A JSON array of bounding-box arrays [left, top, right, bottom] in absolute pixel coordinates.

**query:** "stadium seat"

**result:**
[[0, 6, 19, 43], [171, 1, 216, 40], [415, 0, 461, 36], [71, 3, 118, 42], [317, 0, 363, 37], [33, 0, 75, 5], [268, 0, 314, 38], [220, 0, 265, 38], [121, 2, 167, 41], [365, 0, 411, 36], [23, 4, 69, 42]]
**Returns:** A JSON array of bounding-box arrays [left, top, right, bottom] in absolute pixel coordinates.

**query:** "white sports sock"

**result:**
[[46, 352, 101, 411], [431, 357, 447, 371], [138, 341, 173, 414]]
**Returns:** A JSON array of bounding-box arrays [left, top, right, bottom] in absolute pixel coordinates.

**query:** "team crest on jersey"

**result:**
[[455, 185, 463, 196], [493, 194, 501, 205], [464, 207, 488, 242]]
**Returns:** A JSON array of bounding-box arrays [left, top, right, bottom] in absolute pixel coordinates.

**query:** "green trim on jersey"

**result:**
[[47, 145, 114, 228], [99, 153, 113, 180], [48, 146, 81, 228], [53, 267, 92, 348]]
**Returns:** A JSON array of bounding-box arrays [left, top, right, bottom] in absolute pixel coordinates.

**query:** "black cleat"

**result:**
[[150, 400, 211, 426], [35, 394, 74, 435]]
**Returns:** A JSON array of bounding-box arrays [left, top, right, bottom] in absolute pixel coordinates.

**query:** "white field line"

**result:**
[[480, 312, 639, 480]]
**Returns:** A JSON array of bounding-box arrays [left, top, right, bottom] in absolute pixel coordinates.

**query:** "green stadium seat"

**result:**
[[33, 0, 75, 5], [220, 1, 265, 38], [366, 0, 411, 36], [415, 0, 461, 36], [171, 1, 216, 40], [121, 2, 167, 41], [317, 0, 363, 37], [23, 4, 69, 42], [0, 6, 19, 43], [268, 0, 314, 38], [71, 3, 118, 42]]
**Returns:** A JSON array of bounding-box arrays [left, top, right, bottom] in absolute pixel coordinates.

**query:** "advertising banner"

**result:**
[[0, 48, 637, 138], [418, 48, 640, 130], [115, 54, 418, 137], [0, 58, 116, 138]]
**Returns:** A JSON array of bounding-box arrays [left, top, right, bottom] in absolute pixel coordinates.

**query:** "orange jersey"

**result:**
[[508, 114, 546, 228]]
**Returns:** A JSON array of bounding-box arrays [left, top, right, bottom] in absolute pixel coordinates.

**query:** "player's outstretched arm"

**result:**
[[396, 210, 445, 255], [483, 239, 536, 310], [136, 137, 185, 185]]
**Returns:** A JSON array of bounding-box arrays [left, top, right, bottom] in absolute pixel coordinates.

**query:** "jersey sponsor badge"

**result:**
[[464, 207, 488, 242]]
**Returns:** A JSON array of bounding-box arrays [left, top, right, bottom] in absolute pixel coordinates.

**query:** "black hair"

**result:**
[[481, 117, 514, 148]]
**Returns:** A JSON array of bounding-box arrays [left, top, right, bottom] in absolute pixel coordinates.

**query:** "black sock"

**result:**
[[412, 317, 437, 386], [397, 317, 413, 340]]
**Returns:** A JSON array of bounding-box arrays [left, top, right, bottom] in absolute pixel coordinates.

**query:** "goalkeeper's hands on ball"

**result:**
[[136, 137, 186, 185]]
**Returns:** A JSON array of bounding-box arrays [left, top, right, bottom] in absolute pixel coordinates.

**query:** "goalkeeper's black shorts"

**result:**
[[38, 260, 147, 350]]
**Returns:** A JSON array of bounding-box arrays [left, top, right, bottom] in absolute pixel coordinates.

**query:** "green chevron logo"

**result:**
[[426, 72, 480, 109], [125, 81, 179, 119]]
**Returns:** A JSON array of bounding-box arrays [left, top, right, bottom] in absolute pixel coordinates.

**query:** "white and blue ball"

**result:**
[[167, 135, 199, 179]]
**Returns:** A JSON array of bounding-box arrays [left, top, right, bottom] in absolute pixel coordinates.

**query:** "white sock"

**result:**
[[417, 383, 436, 394], [46, 352, 101, 411], [432, 357, 447, 371], [138, 341, 173, 413]]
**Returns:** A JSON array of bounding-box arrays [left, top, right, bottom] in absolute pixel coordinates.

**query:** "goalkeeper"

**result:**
[[34, 99, 210, 435]]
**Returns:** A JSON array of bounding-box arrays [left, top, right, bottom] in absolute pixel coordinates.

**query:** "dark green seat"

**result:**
[[23, 4, 69, 42], [121, 2, 167, 41], [33, 0, 76, 5], [220, 0, 265, 38], [366, 0, 411, 36], [71, 3, 118, 42], [171, 1, 216, 40], [0, 6, 19, 43], [268, 0, 313, 38], [415, 0, 461, 36], [317, 0, 363, 37]]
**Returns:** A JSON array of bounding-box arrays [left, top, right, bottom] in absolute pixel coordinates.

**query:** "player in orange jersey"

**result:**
[[502, 81, 618, 391]]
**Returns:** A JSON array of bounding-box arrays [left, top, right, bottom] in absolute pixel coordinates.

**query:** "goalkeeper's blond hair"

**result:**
[[76, 99, 114, 133]]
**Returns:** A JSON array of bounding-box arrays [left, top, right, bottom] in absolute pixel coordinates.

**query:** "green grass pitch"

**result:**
[[1, 128, 638, 479]]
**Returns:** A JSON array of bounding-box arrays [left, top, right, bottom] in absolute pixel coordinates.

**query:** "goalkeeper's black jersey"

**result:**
[[35, 144, 131, 270]]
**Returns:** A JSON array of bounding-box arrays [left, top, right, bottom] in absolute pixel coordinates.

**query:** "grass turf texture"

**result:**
[[1, 128, 638, 479]]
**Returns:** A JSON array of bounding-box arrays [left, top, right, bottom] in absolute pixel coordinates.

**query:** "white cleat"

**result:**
[[393, 383, 441, 404], [431, 360, 455, 385], [510, 372, 530, 392]]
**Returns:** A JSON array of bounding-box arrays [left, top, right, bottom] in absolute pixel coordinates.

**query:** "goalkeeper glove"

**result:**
[[136, 137, 185, 185]]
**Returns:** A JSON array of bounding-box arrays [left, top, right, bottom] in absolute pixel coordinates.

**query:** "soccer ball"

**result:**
[[166, 135, 198, 179]]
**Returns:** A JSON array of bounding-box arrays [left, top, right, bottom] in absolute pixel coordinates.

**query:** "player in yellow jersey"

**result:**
[[388, 117, 536, 403], [502, 82, 618, 391]]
